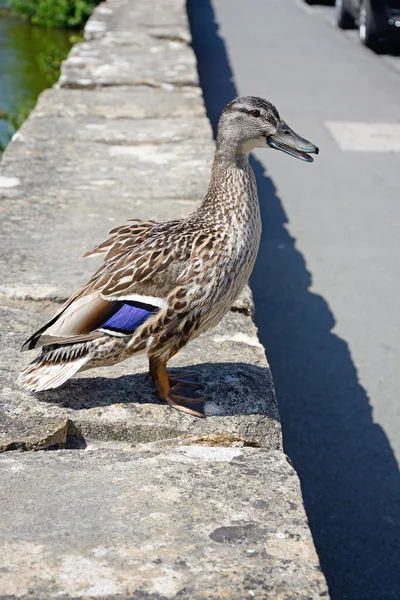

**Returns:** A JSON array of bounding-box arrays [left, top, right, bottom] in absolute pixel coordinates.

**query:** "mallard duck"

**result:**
[[18, 96, 318, 417]]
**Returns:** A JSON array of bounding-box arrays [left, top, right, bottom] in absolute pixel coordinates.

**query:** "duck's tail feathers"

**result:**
[[17, 344, 91, 392]]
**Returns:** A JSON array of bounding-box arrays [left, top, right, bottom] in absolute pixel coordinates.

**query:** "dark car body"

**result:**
[[336, 0, 400, 47], [356, 0, 400, 38]]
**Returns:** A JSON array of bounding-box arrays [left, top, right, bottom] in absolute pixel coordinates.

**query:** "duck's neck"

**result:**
[[213, 135, 259, 166], [198, 142, 260, 228]]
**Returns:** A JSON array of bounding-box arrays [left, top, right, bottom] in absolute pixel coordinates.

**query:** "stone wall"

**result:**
[[0, 0, 329, 597]]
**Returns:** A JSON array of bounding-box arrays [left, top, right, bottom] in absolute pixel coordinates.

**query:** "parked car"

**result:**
[[334, 0, 400, 49]]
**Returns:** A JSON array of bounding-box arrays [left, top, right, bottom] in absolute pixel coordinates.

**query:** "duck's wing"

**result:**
[[83, 219, 157, 259], [22, 219, 193, 351]]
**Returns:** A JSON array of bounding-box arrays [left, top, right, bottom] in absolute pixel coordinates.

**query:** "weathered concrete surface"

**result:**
[[0, 417, 68, 452], [34, 87, 206, 119], [0, 134, 213, 197], [0, 0, 329, 595], [0, 448, 328, 599], [59, 36, 198, 89], [84, 0, 190, 42], [23, 115, 211, 145]]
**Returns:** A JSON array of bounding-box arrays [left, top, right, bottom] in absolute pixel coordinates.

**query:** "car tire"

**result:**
[[359, 0, 380, 50], [335, 0, 355, 29]]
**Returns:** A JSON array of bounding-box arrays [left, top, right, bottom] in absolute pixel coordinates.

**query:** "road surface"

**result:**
[[188, 1, 400, 599]]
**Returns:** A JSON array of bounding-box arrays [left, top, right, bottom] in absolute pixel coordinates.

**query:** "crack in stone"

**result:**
[[149, 33, 191, 46], [60, 81, 199, 90]]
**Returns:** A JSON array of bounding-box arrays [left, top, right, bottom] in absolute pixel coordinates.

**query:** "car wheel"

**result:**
[[359, 0, 380, 50], [335, 0, 355, 29]]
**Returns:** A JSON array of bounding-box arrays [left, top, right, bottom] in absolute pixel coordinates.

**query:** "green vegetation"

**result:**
[[0, 0, 90, 155], [37, 43, 67, 82], [11, 0, 99, 28], [0, 12, 74, 154], [0, 103, 34, 133], [0, 101, 35, 152]]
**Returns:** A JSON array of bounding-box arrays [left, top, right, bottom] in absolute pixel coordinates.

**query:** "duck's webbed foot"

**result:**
[[147, 369, 203, 390], [148, 359, 207, 418], [166, 391, 207, 418], [168, 371, 203, 390]]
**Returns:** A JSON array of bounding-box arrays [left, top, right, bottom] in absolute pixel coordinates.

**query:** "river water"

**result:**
[[0, 9, 72, 150]]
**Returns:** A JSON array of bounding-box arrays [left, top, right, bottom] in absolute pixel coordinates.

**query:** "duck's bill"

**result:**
[[267, 121, 319, 163]]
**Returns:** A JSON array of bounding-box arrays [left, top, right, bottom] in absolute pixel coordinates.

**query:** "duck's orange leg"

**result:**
[[149, 358, 207, 418]]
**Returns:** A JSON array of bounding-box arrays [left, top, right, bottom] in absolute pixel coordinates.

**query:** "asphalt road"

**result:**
[[188, 1, 400, 599]]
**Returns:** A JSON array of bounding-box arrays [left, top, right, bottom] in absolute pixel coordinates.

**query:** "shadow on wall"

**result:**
[[36, 362, 279, 420], [187, 1, 400, 599]]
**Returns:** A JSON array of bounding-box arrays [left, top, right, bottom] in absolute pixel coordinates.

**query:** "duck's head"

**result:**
[[217, 96, 319, 163]]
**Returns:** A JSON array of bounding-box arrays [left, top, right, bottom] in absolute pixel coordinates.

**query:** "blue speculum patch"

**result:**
[[101, 301, 159, 335]]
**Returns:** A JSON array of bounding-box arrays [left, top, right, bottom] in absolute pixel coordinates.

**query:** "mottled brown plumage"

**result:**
[[18, 97, 318, 416]]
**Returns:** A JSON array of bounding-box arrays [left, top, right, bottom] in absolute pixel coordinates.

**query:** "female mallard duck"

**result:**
[[18, 96, 318, 417]]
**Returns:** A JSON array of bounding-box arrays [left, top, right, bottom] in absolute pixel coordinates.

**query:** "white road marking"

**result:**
[[325, 121, 400, 152]]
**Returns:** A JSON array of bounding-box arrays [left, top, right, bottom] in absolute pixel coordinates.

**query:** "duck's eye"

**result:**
[[250, 110, 260, 118]]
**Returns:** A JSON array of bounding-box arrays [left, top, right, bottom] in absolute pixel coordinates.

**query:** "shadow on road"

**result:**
[[187, 1, 400, 598]]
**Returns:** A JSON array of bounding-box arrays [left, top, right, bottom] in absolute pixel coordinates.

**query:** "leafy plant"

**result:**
[[0, 101, 35, 153], [37, 45, 66, 83], [11, 0, 100, 28], [2, 103, 35, 131]]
